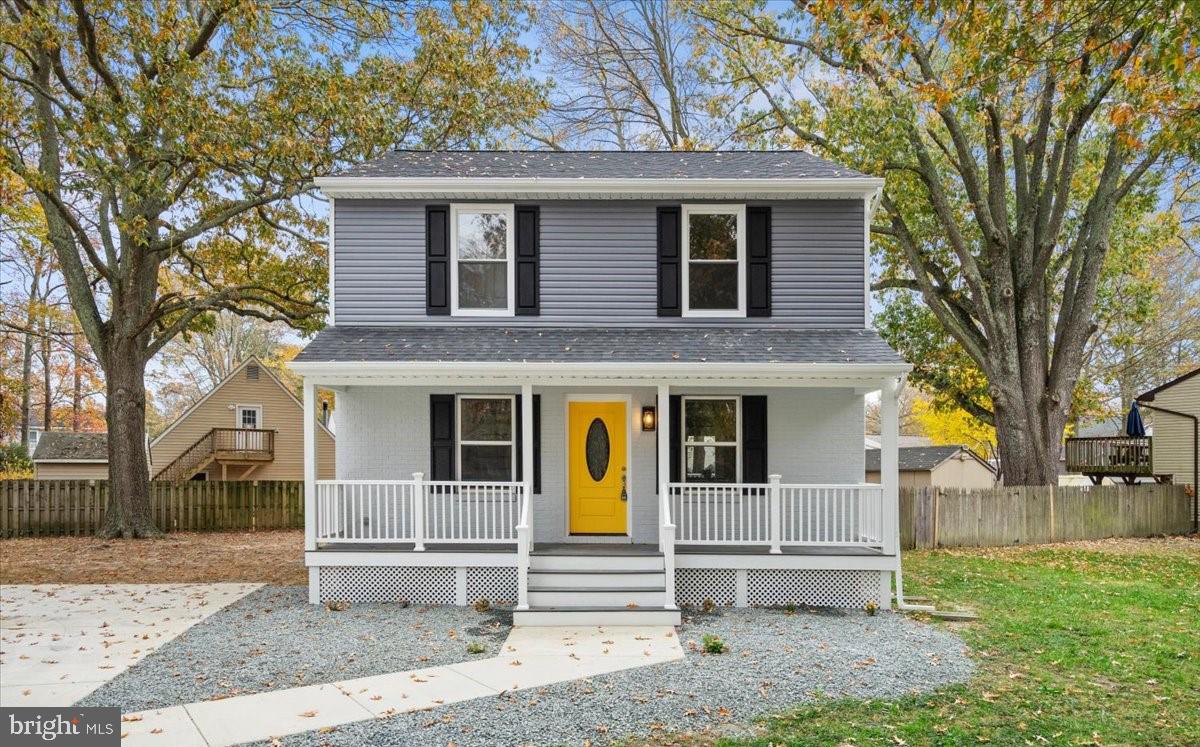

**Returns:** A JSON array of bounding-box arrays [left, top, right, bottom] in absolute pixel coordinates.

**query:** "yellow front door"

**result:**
[[568, 401, 628, 534]]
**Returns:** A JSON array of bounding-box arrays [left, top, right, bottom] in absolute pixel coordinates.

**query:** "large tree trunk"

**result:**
[[992, 381, 1067, 486], [41, 333, 52, 430], [98, 344, 161, 538], [20, 331, 32, 446]]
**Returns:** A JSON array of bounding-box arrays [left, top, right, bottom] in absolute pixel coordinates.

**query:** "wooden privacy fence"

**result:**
[[0, 480, 303, 537], [900, 483, 1194, 550]]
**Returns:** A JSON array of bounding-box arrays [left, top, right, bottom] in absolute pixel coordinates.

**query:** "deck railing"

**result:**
[[1064, 436, 1152, 476], [314, 475, 526, 546], [666, 479, 884, 550]]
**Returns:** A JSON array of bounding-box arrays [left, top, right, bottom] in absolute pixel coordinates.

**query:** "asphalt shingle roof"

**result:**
[[336, 150, 869, 180], [864, 445, 991, 472], [294, 327, 905, 366], [32, 432, 108, 462]]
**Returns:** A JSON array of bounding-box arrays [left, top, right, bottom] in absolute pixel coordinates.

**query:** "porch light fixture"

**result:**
[[641, 406, 657, 432]]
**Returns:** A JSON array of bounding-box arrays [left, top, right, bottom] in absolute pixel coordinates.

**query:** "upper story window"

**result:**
[[451, 204, 514, 316], [682, 396, 740, 483], [682, 204, 745, 317]]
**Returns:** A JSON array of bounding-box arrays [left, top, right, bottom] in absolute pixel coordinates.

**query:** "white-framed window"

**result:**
[[681, 396, 740, 483], [456, 395, 516, 481], [682, 204, 745, 316], [450, 204, 515, 316], [235, 405, 262, 429]]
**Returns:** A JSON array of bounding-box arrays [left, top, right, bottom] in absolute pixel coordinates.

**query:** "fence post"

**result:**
[[768, 474, 782, 554], [412, 472, 425, 551]]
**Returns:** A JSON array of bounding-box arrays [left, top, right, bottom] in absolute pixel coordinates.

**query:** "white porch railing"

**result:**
[[315, 475, 527, 546], [666, 478, 884, 551]]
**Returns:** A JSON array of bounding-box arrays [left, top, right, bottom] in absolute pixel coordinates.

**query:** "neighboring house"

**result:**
[[292, 150, 910, 625], [1064, 367, 1197, 487], [149, 357, 335, 481], [31, 432, 109, 479], [864, 434, 932, 450], [865, 446, 995, 489], [1137, 367, 1199, 488]]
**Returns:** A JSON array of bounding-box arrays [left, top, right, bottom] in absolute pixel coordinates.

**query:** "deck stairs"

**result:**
[[514, 545, 681, 626], [153, 428, 274, 482]]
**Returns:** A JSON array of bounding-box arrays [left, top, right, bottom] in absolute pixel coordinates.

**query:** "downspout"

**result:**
[[1136, 400, 1199, 533]]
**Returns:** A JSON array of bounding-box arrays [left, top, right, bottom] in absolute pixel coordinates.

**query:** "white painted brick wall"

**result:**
[[334, 385, 864, 544]]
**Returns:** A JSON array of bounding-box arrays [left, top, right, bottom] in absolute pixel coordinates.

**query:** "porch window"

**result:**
[[457, 395, 515, 481], [451, 204, 514, 316], [682, 396, 739, 483], [682, 204, 745, 316]]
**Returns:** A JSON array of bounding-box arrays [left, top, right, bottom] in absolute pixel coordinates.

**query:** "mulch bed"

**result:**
[[0, 530, 307, 585]]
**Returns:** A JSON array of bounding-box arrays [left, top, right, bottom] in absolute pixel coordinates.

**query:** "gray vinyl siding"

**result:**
[[333, 199, 865, 328], [333, 385, 864, 544]]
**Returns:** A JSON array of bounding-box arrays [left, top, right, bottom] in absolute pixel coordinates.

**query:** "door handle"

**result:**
[[620, 467, 628, 501]]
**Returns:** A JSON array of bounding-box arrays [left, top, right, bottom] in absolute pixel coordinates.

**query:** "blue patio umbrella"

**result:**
[[1125, 401, 1147, 437]]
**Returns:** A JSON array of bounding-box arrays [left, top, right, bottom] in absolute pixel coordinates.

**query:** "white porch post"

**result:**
[[880, 376, 900, 557], [521, 384, 534, 546], [303, 379, 317, 552], [657, 384, 677, 609], [411, 472, 425, 551], [768, 473, 782, 554], [517, 383, 534, 610]]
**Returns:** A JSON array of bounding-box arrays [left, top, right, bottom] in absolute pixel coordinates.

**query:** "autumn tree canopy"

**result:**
[[1, 0, 545, 536], [696, 0, 1199, 483]]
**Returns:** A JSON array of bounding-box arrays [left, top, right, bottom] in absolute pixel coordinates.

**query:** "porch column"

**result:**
[[657, 384, 677, 609], [880, 376, 900, 557], [521, 383, 534, 546], [303, 379, 317, 553]]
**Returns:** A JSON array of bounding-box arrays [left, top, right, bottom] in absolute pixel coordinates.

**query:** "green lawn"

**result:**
[[655, 537, 1199, 747]]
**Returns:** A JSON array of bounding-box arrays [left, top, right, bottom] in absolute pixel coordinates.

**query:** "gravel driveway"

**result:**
[[82, 585, 973, 745], [78, 586, 511, 711]]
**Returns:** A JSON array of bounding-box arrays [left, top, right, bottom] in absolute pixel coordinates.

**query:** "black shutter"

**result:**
[[426, 206, 450, 315], [669, 395, 681, 481], [533, 395, 542, 494], [515, 206, 539, 315], [657, 207, 681, 316], [747, 207, 771, 317], [430, 394, 455, 479], [514, 395, 542, 493], [742, 395, 768, 483]]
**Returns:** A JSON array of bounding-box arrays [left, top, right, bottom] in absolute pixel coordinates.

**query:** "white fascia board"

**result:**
[[313, 176, 885, 199], [288, 359, 911, 379]]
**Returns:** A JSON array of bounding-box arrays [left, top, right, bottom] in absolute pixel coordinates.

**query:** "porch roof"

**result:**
[[293, 326, 906, 367]]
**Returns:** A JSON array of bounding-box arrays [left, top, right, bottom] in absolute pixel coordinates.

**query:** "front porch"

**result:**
[[292, 335, 909, 621]]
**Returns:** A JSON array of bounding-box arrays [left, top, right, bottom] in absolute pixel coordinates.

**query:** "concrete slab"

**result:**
[[118, 706, 206, 747], [345, 665, 499, 716], [0, 583, 261, 708], [184, 682, 374, 747]]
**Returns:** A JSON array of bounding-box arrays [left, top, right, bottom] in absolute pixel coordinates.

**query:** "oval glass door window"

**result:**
[[585, 418, 610, 481]]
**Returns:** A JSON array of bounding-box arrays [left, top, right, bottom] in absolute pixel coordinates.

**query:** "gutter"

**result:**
[[1136, 399, 1199, 533]]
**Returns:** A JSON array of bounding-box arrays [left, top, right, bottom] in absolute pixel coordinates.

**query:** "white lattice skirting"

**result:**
[[315, 566, 518, 605], [676, 568, 889, 609]]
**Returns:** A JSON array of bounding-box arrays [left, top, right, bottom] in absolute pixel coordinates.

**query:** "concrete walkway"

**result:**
[[120, 625, 683, 746], [0, 584, 261, 708]]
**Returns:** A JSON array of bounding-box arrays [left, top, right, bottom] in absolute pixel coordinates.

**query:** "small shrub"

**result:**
[[473, 598, 491, 612], [784, 603, 797, 615], [701, 634, 727, 654], [0, 443, 32, 477], [466, 642, 486, 655], [324, 599, 350, 612], [864, 600, 879, 616], [701, 598, 716, 613]]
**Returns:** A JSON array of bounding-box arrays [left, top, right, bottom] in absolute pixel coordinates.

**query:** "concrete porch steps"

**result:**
[[520, 545, 680, 626]]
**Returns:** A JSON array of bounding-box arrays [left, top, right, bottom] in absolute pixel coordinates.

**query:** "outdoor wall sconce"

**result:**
[[641, 406, 657, 432]]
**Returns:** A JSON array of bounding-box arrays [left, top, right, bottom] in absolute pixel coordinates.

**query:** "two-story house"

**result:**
[[291, 151, 910, 625]]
